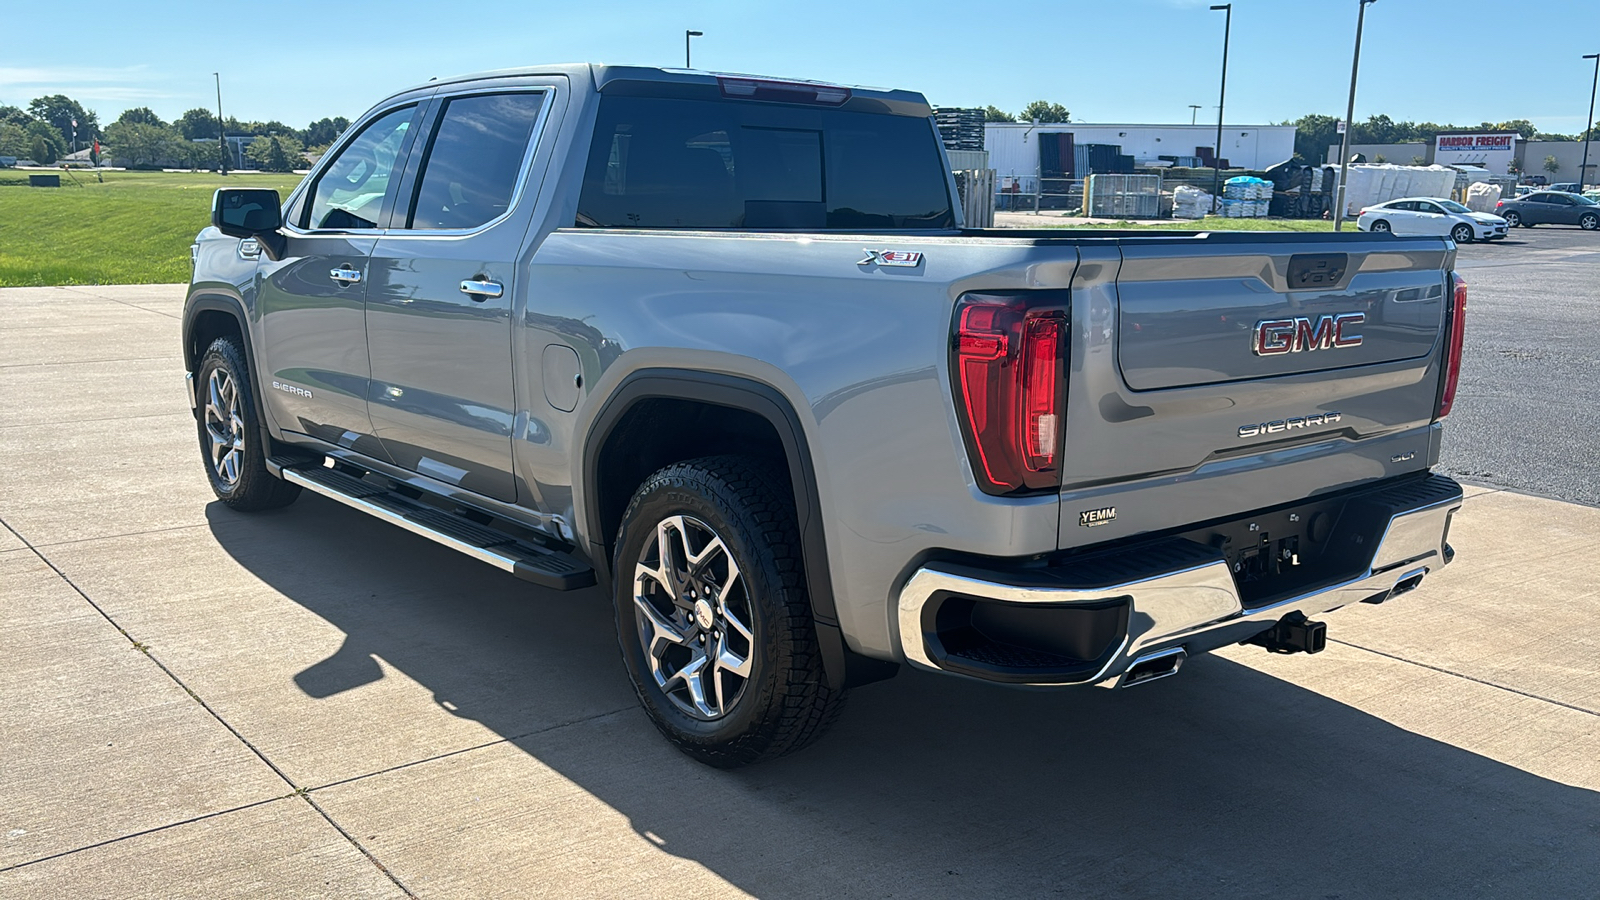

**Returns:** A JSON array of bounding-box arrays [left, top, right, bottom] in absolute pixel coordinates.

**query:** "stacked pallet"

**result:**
[[934, 108, 985, 152]]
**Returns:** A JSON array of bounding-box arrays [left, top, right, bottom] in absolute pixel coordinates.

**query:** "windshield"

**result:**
[[1576, 194, 1599, 206], [1436, 199, 1471, 213], [577, 93, 955, 230]]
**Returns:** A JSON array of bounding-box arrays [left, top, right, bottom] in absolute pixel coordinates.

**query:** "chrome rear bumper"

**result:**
[[895, 476, 1463, 688]]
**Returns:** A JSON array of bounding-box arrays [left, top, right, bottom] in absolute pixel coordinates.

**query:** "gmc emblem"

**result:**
[[1252, 313, 1365, 356]]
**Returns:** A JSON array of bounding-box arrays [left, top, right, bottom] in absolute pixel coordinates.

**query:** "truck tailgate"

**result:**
[[1058, 235, 1455, 550], [1117, 244, 1447, 389]]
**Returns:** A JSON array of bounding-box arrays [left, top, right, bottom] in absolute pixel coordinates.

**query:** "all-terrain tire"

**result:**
[[612, 455, 845, 768], [195, 337, 301, 511]]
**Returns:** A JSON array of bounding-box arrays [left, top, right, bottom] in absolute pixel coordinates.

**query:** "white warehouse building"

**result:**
[[984, 122, 1298, 188]]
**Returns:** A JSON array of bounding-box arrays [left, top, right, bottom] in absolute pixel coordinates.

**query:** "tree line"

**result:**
[[0, 94, 349, 171], [1285, 114, 1600, 164]]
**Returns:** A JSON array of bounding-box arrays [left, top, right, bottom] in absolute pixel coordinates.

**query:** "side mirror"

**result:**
[[212, 188, 285, 259]]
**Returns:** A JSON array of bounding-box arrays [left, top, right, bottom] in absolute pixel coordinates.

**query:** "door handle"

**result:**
[[460, 279, 504, 300], [330, 265, 363, 286]]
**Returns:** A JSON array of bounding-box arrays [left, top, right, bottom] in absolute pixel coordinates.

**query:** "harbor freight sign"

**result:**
[[1433, 131, 1519, 175]]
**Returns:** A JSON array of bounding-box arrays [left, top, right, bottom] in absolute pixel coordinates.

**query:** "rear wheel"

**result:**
[[613, 456, 845, 768], [1369, 219, 1391, 233], [1450, 223, 1475, 243], [1503, 210, 1523, 227], [195, 337, 301, 511], [1581, 212, 1599, 231]]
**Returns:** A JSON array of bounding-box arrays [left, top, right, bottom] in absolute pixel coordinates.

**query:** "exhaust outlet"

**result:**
[[1363, 567, 1428, 604], [1245, 611, 1326, 655], [1390, 572, 1424, 597], [1121, 648, 1186, 688]]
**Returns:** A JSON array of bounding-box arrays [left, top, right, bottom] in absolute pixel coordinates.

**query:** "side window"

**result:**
[[303, 106, 416, 230], [404, 92, 546, 231], [1389, 201, 1416, 211], [1418, 202, 1443, 214]]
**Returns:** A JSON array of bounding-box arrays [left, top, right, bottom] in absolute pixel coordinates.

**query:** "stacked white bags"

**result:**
[[1340, 165, 1457, 215], [1223, 176, 1271, 217], [1465, 181, 1502, 212], [1173, 185, 1217, 219]]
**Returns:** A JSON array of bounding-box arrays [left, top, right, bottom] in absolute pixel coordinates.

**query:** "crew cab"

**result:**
[[186, 64, 1466, 767]]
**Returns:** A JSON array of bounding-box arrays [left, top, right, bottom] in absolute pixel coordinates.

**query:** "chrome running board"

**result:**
[[270, 457, 595, 591]]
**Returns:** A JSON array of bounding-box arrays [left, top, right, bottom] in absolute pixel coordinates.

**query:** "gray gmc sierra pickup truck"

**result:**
[[186, 64, 1465, 767]]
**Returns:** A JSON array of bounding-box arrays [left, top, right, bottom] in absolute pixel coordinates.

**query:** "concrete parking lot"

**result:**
[[2, 233, 1598, 897]]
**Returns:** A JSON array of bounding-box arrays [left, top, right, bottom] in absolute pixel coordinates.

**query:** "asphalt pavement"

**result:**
[[1440, 226, 1600, 505], [1, 279, 1597, 898]]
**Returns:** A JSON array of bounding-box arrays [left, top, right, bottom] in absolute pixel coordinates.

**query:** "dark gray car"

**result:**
[[1494, 190, 1600, 229]]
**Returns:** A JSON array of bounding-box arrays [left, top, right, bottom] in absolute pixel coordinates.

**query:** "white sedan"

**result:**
[[1357, 197, 1508, 242]]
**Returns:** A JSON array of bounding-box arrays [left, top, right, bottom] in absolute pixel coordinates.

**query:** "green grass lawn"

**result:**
[[0, 169, 304, 286], [0, 169, 1339, 287]]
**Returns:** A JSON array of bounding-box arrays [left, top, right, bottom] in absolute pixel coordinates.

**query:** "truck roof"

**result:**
[[379, 63, 934, 117]]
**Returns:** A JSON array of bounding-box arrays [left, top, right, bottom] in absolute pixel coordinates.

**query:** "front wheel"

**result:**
[[1581, 212, 1600, 231], [613, 456, 845, 768], [195, 337, 301, 511], [1450, 223, 1475, 243]]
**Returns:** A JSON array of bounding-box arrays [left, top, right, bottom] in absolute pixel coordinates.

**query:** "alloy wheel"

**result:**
[[1583, 214, 1599, 230], [1371, 221, 1390, 233], [1452, 224, 1473, 243], [204, 369, 245, 486], [632, 515, 754, 720]]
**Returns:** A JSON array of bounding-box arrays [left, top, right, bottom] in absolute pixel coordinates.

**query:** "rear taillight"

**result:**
[[951, 292, 1067, 494], [1494, 200, 1504, 208], [1437, 273, 1467, 418]]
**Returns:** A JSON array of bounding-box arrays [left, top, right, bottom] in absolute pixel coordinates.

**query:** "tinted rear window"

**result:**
[[408, 92, 545, 230], [576, 95, 954, 230]]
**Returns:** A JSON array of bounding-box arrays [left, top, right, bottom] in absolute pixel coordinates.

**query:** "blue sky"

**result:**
[[5, 0, 1599, 132]]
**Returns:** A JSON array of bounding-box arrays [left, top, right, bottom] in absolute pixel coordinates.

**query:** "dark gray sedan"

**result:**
[[1493, 191, 1600, 230]]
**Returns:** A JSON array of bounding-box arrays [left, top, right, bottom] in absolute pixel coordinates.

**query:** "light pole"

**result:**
[[1334, 0, 1378, 232], [1209, 4, 1231, 215], [1581, 53, 1599, 191], [685, 30, 702, 68], [1189, 104, 1202, 125], [214, 72, 227, 175]]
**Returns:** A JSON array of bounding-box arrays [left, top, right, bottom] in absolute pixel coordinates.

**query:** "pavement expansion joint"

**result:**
[[0, 356, 179, 369], [0, 411, 194, 431], [0, 514, 416, 897], [57, 286, 182, 319], [0, 796, 296, 874], [302, 706, 638, 794], [24, 522, 210, 551], [1328, 638, 1598, 719]]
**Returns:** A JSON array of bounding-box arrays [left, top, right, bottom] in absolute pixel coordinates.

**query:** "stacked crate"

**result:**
[[934, 108, 986, 151]]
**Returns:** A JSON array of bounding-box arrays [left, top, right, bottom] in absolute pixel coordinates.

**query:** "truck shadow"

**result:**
[[207, 495, 1600, 897]]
